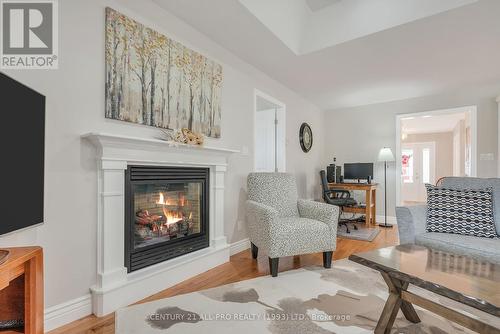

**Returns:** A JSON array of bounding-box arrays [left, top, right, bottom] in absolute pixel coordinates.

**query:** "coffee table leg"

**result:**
[[375, 292, 402, 334], [376, 272, 421, 333], [400, 299, 420, 323], [395, 281, 420, 323]]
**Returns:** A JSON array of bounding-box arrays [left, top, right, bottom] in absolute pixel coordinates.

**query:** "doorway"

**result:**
[[254, 90, 286, 172], [396, 106, 477, 206]]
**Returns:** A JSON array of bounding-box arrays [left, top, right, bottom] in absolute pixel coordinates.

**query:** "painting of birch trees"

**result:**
[[105, 8, 223, 138]]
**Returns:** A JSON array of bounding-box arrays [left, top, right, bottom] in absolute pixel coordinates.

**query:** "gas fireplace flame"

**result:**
[[157, 192, 188, 225], [162, 207, 183, 225]]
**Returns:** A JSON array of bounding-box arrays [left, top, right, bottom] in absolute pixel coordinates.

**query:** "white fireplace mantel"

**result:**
[[83, 133, 239, 316]]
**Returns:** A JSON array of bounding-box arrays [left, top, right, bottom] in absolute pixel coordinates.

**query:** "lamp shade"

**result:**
[[378, 147, 395, 162]]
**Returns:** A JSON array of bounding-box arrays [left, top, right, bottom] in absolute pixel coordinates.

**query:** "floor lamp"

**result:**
[[378, 147, 395, 228]]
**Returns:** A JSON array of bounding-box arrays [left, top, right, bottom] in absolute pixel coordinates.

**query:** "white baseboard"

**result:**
[[229, 238, 250, 256], [44, 294, 92, 331], [376, 215, 397, 225]]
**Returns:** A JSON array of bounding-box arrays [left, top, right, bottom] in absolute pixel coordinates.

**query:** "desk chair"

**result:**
[[320, 170, 358, 233]]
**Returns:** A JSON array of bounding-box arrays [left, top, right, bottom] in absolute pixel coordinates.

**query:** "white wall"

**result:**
[[324, 83, 500, 217], [0, 0, 325, 323]]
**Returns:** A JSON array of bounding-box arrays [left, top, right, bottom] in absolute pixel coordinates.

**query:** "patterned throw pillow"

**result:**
[[425, 184, 497, 238]]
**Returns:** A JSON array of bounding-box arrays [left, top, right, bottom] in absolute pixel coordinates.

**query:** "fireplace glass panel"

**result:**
[[133, 182, 202, 249]]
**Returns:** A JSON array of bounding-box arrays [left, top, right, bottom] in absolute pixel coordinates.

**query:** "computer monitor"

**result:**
[[343, 163, 373, 182]]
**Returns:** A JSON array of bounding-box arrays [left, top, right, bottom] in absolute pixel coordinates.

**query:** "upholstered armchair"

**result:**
[[246, 173, 339, 277]]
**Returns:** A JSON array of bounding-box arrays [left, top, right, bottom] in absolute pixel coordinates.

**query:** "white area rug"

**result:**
[[116, 259, 498, 333]]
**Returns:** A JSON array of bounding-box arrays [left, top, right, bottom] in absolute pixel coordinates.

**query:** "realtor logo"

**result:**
[[1, 0, 58, 69]]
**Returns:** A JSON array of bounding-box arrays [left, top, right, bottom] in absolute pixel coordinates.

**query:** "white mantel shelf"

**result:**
[[83, 132, 238, 316], [82, 132, 240, 155]]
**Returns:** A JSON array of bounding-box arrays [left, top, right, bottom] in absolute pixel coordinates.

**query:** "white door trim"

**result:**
[[253, 89, 286, 172], [395, 106, 477, 207], [496, 95, 500, 177]]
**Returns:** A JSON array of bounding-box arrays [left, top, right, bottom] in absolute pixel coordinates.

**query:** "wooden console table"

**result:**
[[0, 247, 43, 334], [328, 182, 377, 225]]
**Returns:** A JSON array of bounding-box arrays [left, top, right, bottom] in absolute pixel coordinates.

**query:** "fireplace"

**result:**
[[125, 166, 209, 272], [85, 133, 236, 316]]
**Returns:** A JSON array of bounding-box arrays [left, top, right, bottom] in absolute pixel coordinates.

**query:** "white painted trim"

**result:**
[[44, 294, 92, 331], [82, 132, 240, 154], [376, 215, 397, 225], [497, 96, 500, 177], [229, 238, 251, 256], [395, 106, 478, 207], [253, 89, 286, 172]]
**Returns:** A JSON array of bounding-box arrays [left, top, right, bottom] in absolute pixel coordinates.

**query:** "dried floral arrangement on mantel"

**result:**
[[159, 128, 204, 146]]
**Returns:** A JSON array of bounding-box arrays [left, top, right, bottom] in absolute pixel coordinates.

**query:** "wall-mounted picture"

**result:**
[[105, 8, 223, 138]]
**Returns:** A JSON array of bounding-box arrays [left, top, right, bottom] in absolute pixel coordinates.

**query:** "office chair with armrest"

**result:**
[[320, 170, 358, 233]]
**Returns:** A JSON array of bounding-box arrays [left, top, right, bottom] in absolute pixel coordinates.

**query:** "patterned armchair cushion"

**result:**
[[297, 199, 339, 229], [247, 173, 299, 217], [425, 184, 497, 238], [268, 217, 332, 258]]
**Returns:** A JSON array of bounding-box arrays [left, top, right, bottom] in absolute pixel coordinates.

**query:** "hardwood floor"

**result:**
[[49, 226, 399, 334]]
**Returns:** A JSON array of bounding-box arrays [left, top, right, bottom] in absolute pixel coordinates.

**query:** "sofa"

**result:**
[[246, 172, 339, 277], [396, 177, 500, 264]]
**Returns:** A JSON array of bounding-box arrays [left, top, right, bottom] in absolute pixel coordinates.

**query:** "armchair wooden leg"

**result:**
[[269, 257, 279, 277], [251, 243, 258, 259], [323, 251, 333, 269]]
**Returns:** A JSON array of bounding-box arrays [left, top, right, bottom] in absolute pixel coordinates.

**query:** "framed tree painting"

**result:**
[[105, 8, 223, 138]]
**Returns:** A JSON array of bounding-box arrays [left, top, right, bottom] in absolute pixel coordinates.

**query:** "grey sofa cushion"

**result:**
[[247, 173, 299, 217], [441, 177, 500, 235], [415, 232, 500, 264], [396, 205, 427, 244]]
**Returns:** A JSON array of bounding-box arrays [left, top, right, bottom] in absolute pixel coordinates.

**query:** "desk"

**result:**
[[328, 183, 378, 225], [0, 247, 43, 334]]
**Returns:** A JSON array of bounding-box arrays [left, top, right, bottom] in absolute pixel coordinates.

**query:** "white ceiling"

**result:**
[[401, 112, 467, 134], [305, 0, 341, 12], [239, 0, 477, 55], [153, 0, 500, 110]]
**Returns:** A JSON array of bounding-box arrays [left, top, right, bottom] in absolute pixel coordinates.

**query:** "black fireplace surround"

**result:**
[[125, 166, 209, 272]]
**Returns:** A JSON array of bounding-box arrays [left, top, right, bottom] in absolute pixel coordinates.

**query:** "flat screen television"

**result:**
[[0, 73, 45, 235], [344, 163, 373, 182]]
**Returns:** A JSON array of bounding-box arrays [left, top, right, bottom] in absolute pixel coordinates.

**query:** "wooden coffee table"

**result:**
[[349, 244, 500, 334]]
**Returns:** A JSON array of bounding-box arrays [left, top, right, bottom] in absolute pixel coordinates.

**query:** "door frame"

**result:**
[[395, 105, 477, 206], [253, 89, 286, 172]]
